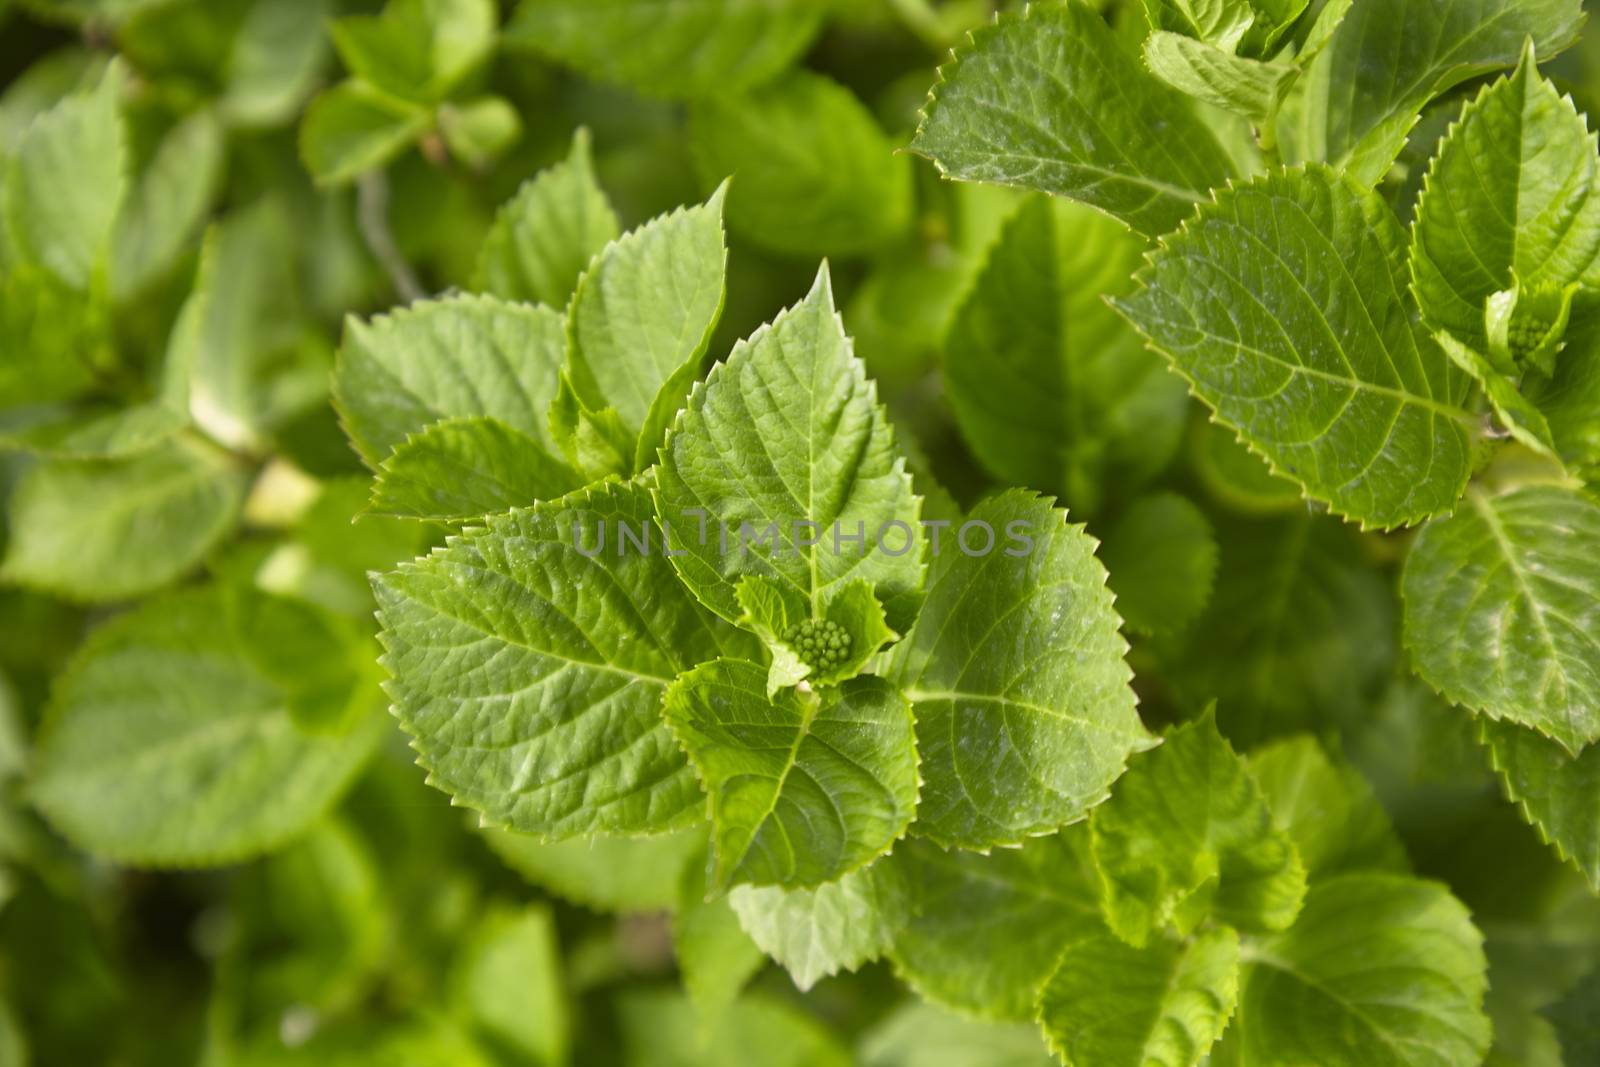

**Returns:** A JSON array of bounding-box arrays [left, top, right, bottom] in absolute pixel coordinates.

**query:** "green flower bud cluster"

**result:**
[[1508, 315, 1551, 362], [786, 619, 853, 671]]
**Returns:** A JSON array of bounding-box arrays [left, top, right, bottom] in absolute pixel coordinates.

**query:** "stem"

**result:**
[[357, 170, 424, 304]]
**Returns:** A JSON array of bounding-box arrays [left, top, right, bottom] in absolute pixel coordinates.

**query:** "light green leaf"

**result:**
[[1115, 166, 1474, 530], [3, 61, 124, 290], [330, 0, 496, 105], [0, 265, 107, 408], [1525, 305, 1600, 477], [1142, 0, 1257, 50], [1287, 0, 1584, 185], [437, 95, 521, 171], [1433, 331, 1558, 457], [674, 843, 764, 1027], [1485, 278, 1577, 380], [450, 905, 567, 1067], [373, 480, 756, 838], [888, 490, 1152, 849], [1410, 47, 1600, 355], [1, 435, 246, 603], [566, 187, 726, 471], [506, 0, 824, 100], [1245, 736, 1408, 879], [688, 70, 912, 256], [480, 827, 701, 912], [1101, 492, 1218, 637], [617, 990, 851, 1067], [1231, 873, 1491, 1067], [859, 1003, 1055, 1067], [1481, 718, 1600, 890], [729, 860, 909, 991], [1037, 926, 1240, 1067], [29, 585, 384, 865], [1189, 417, 1303, 514], [1091, 709, 1307, 945], [887, 830, 1104, 1021], [334, 294, 567, 467], [663, 659, 918, 891], [111, 109, 224, 300], [910, 3, 1237, 236], [654, 265, 924, 626], [734, 576, 896, 695], [1142, 32, 1294, 123], [473, 127, 620, 308], [369, 416, 582, 521], [1402, 486, 1600, 755], [944, 196, 1188, 516], [299, 80, 429, 186]]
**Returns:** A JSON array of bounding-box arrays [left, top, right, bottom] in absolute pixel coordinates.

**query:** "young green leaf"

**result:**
[[1142, 32, 1294, 123], [505, 0, 823, 100], [1091, 709, 1307, 945], [1433, 331, 1559, 457], [436, 95, 521, 171], [1100, 492, 1218, 636], [1525, 305, 1600, 478], [663, 660, 917, 891], [944, 196, 1187, 516], [472, 127, 620, 308], [1245, 736, 1408, 879], [298, 80, 429, 186], [1480, 718, 1600, 890], [369, 416, 582, 521], [888, 490, 1153, 850], [334, 294, 567, 468], [654, 265, 924, 626], [1410, 46, 1600, 354], [688, 70, 913, 256], [910, 3, 1237, 236], [1, 436, 247, 603], [1036, 926, 1240, 1067], [329, 0, 496, 106], [1402, 486, 1600, 755], [887, 830, 1104, 1021], [1115, 166, 1475, 530], [1229, 874, 1491, 1067], [565, 187, 727, 472], [29, 585, 385, 865], [374, 480, 758, 838], [728, 861, 909, 992]]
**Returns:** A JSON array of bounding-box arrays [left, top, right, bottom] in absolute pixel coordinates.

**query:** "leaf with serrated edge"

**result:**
[[1245, 736, 1408, 879], [1480, 718, 1600, 890], [473, 128, 619, 308], [374, 480, 757, 838], [1433, 331, 1558, 457], [370, 416, 582, 521], [654, 265, 924, 627], [29, 585, 384, 866], [663, 659, 917, 891], [1142, 32, 1293, 123], [334, 293, 567, 468], [1402, 486, 1600, 755], [910, 3, 1236, 237], [888, 489, 1152, 849], [1091, 708, 1307, 945], [729, 860, 909, 991], [1410, 45, 1600, 354], [1231, 873, 1490, 1067], [1115, 166, 1474, 530], [1037, 926, 1239, 1067]]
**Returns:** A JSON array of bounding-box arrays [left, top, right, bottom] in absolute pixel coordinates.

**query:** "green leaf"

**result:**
[[887, 490, 1152, 849], [3, 61, 125, 290], [910, 3, 1237, 236], [1, 436, 247, 603], [674, 842, 764, 1027], [29, 585, 384, 865], [1245, 736, 1409, 879], [734, 576, 897, 695], [1036, 926, 1240, 1067], [859, 1003, 1055, 1067], [0, 265, 107, 408], [617, 990, 851, 1067], [334, 294, 567, 468], [330, 0, 496, 105], [1545, 967, 1600, 1065], [1142, 32, 1294, 123], [943, 196, 1187, 516], [1141, 0, 1257, 50], [1231, 873, 1491, 1067], [506, 0, 824, 100], [1101, 492, 1218, 637], [1525, 305, 1600, 477], [1433, 331, 1558, 457], [1115, 166, 1474, 530], [654, 265, 924, 626], [1189, 417, 1303, 514], [1091, 709, 1307, 945], [437, 95, 521, 172], [1287, 0, 1584, 185], [887, 830, 1104, 1021], [299, 80, 429, 186], [688, 70, 913, 256], [728, 860, 909, 991], [480, 827, 701, 912], [1480, 718, 1600, 890], [1402, 486, 1600, 755], [111, 108, 224, 300], [566, 187, 727, 471], [1410, 46, 1600, 355], [373, 480, 756, 837], [369, 416, 582, 521], [449, 905, 568, 1067], [472, 127, 620, 308], [662, 659, 918, 891]]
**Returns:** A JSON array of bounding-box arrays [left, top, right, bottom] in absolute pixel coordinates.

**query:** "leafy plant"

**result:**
[[1, 0, 1599, 1064]]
